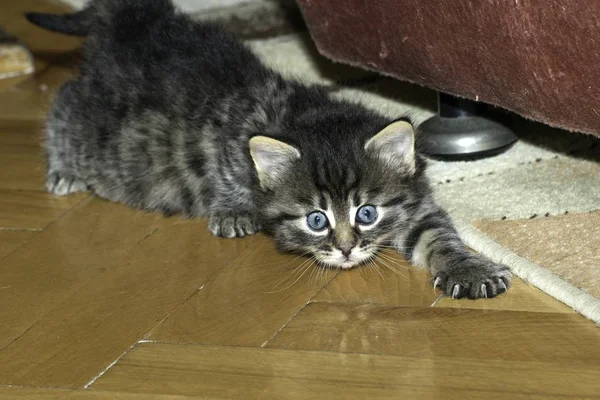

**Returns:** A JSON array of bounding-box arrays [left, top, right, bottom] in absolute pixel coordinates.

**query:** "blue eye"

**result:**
[[306, 211, 329, 231], [356, 205, 378, 225]]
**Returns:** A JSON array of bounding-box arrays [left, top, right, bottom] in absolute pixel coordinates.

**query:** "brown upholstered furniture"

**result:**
[[296, 0, 600, 137]]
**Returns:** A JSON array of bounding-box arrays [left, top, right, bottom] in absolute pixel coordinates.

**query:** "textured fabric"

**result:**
[[296, 0, 600, 137], [455, 218, 600, 325], [475, 212, 600, 299], [433, 157, 600, 222]]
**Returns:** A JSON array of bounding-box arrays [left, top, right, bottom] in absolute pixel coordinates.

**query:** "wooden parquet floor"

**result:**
[[0, 1, 598, 399]]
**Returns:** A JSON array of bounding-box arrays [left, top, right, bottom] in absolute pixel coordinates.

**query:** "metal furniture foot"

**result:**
[[418, 93, 517, 160]]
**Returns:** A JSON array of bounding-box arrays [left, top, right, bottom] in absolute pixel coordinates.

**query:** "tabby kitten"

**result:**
[[27, 0, 511, 298]]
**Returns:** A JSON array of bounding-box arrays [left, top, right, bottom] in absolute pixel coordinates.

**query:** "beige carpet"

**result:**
[[475, 212, 600, 299]]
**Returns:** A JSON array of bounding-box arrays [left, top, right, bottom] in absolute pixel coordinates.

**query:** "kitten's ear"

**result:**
[[364, 120, 415, 174], [249, 136, 300, 189]]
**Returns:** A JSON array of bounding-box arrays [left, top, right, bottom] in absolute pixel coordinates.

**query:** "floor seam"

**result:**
[[136, 227, 159, 244], [0, 227, 42, 232], [142, 283, 206, 341], [0, 194, 92, 261], [82, 342, 137, 389], [118, 339, 600, 370], [141, 246, 263, 342], [0, 232, 41, 264], [0, 321, 38, 353], [260, 270, 339, 348], [46, 194, 92, 223]]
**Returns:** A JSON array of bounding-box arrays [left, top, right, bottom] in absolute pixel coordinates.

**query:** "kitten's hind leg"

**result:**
[[46, 172, 87, 196], [208, 211, 261, 238], [45, 139, 87, 196], [45, 132, 87, 196], [44, 83, 89, 197]]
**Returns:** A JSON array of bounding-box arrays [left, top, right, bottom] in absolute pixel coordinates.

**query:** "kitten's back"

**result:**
[[28, 0, 268, 93], [36, 0, 280, 217]]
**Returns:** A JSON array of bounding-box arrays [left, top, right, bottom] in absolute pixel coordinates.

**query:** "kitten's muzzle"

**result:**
[[338, 243, 354, 258]]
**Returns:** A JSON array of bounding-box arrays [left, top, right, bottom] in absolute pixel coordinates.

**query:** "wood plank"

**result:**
[[0, 198, 163, 350], [19, 63, 76, 90], [0, 89, 51, 126], [90, 342, 600, 399], [314, 252, 574, 313], [0, 387, 200, 399], [146, 239, 337, 347], [266, 302, 600, 365], [0, 121, 42, 145], [0, 128, 45, 191], [433, 278, 575, 312], [0, 65, 76, 126], [0, 230, 36, 260], [0, 189, 86, 230], [313, 257, 438, 306], [0, 199, 255, 388]]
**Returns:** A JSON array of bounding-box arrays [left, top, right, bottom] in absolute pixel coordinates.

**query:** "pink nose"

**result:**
[[339, 244, 353, 258]]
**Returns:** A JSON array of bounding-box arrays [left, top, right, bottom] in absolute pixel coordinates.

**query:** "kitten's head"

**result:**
[[250, 117, 426, 269]]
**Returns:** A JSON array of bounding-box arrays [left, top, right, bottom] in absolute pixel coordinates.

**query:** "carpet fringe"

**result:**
[[455, 218, 600, 325]]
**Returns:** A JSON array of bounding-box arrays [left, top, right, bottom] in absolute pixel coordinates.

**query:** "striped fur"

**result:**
[[33, 0, 511, 298], [396, 200, 511, 299]]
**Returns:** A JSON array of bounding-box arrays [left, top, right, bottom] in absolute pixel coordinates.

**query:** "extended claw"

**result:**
[[433, 277, 442, 289], [452, 284, 461, 299], [481, 283, 488, 298], [498, 279, 508, 291]]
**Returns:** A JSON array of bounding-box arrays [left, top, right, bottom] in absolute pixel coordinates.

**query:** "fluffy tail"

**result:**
[[25, 8, 93, 36], [25, 0, 175, 37]]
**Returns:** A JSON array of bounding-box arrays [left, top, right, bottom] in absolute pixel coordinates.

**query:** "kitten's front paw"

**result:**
[[433, 257, 511, 299], [208, 212, 261, 238]]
